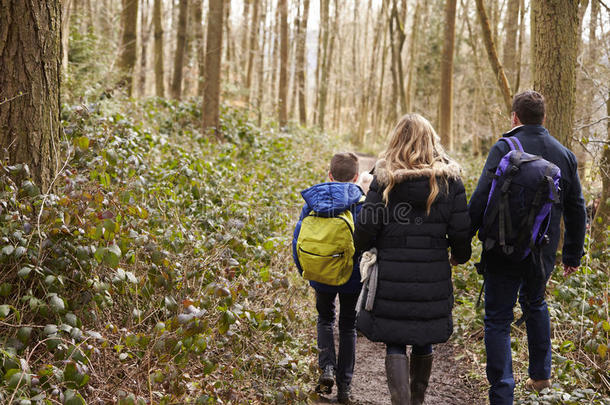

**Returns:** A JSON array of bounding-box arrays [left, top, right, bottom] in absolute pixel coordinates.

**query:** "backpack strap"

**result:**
[[500, 136, 525, 152]]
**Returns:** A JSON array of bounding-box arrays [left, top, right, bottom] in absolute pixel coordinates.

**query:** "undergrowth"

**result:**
[[0, 98, 334, 404]]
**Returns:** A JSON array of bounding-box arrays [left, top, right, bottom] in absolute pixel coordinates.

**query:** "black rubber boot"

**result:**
[[410, 353, 433, 405], [315, 365, 335, 395], [385, 354, 411, 405]]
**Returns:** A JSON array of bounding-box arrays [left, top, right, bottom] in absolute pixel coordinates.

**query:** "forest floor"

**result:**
[[312, 153, 487, 405]]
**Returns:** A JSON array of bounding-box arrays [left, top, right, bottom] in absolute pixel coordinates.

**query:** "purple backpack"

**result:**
[[480, 137, 561, 267]]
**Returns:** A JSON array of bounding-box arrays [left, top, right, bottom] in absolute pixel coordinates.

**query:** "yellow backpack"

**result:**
[[296, 209, 357, 286]]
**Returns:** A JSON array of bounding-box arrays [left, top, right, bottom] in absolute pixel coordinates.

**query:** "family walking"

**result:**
[[292, 91, 587, 405]]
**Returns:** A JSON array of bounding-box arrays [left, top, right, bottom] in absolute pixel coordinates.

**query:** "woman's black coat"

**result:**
[[354, 159, 472, 346]]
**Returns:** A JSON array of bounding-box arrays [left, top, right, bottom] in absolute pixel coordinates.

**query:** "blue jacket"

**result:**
[[468, 125, 587, 275], [292, 182, 364, 294]]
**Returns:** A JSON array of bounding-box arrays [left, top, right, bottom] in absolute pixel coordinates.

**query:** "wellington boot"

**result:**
[[385, 354, 411, 405], [410, 353, 433, 405]]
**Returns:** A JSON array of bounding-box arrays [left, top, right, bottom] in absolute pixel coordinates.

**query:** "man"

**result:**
[[468, 91, 587, 405]]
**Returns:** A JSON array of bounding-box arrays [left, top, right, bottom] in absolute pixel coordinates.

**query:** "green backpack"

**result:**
[[296, 208, 358, 286]]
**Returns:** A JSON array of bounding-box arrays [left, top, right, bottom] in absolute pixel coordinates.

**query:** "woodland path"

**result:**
[[312, 153, 486, 405]]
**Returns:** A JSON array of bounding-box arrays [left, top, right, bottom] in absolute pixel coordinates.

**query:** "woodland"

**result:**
[[0, 0, 609, 404]]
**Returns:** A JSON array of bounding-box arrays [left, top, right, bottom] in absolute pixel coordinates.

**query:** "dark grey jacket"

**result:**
[[354, 160, 471, 346], [468, 125, 586, 275]]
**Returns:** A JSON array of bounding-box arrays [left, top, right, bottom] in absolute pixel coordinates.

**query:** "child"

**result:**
[[292, 152, 364, 404]]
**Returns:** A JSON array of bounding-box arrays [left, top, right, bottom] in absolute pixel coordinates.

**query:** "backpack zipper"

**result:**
[[299, 247, 344, 258]]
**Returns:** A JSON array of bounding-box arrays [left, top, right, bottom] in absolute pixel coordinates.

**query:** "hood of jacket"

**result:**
[[301, 182, 363, 215], [374, 158, 462, 187]]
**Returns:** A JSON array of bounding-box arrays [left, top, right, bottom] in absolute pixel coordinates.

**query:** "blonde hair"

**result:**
[[381, 114, 453, 214]]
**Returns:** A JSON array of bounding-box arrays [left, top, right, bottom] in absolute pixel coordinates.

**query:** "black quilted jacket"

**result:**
[[354, 159, 471, 346]]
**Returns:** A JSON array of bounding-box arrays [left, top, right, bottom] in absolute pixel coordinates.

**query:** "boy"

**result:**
[[292, 152, 364, 404]]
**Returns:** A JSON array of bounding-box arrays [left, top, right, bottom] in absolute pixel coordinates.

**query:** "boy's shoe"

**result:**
[[337, 385, 353, 404], [524, 378, 551, 392], [315, 365, 335, 395]]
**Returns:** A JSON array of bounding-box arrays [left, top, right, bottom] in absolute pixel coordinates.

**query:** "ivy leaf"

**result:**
[[104, 244, 122, 269], [63, 389, 86, 405], [1, 245, 15, 256], [0, 304, 11, 318], [49, 294, 65, 313]]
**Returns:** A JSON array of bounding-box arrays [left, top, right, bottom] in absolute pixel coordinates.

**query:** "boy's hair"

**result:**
[[512, 90, 545, 125], [330, 152, 359, 182]]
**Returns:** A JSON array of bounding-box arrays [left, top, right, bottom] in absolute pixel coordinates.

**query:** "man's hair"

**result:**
[[330, 152, 359, 182], [512, 90, 545, 125]]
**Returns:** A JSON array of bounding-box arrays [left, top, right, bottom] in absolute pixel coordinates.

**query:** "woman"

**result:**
[[354, 114, 471, 405]]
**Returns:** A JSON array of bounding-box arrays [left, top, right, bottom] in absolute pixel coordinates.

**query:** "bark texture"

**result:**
[[439, 0, 457, 150], [296, 0, 310, 124], [119, 0, 139, 96], [153, 0, 165, 97], [203, 0, 224, 135], [475, 0, 512, 113], [0, 0, 61, 190], [171, 0, 189, 99], [502, 0, 519, 85], [278, 0, 288, 126], [531, 0, 581, 147]]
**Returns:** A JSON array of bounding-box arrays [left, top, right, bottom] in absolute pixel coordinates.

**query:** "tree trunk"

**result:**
[[532, 0, 580, 147], [296, 0, 310, 124], [278, 0, 288, 126], [256, 0, 268, 124], [317, 0, 337, 131], [202, 0, 224, 135], [513, 0, 525, 93], [439, 0, 457, 150], [119, 0, 138, 96], [392, 0, 407, 114], [475, 0, 512, 113], [0, 0, 61, 190], [153, 0, 165, 97], [62, 0, 72, 72], [194, 0, 205, 96], [373, 21, 389, 139], [270, 3, 280, 112], [224, 0, 233, 76], [502, 0, 519, 86], [171, 0, 189, 99], [593, 92, 610, 244], [241, 0, 251, 82], [356, 2, 386, 144], [405, 0, 421, 114], [246, 0, 260, 103], [139, 0, 152, 97]]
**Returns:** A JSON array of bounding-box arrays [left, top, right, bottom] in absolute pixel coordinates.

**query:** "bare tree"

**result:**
[[296, 0, 310, 124], [153, 0, 165, 97], [0, 0, 61, 189], [532, 0, 581, 147], [171, 0, 189, 99], [203, 0, 224, 135], [439, 0, 457, 150], [475, 0, 512, 113], [278, 0, 288, 126], [119, 0, 139, 96]]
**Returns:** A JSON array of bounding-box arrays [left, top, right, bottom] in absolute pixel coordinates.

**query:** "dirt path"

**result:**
[[312, 334, 486, 405]]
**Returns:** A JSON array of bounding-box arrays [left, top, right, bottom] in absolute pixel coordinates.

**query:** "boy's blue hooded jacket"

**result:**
[[292, 182, 364, 294]]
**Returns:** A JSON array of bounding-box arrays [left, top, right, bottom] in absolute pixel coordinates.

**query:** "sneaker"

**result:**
[[315, 365, 335, 395], [525, 378, 551, 392], [337, 385, 353, 404]]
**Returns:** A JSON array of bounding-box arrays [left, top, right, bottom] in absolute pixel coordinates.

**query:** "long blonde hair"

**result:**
[[381, 114, 454, 214]]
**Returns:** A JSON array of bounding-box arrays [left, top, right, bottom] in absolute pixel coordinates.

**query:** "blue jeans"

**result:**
[[386, 344, 433, 356], [316, 291, 359, 388], [484, 267, 552, 405]]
